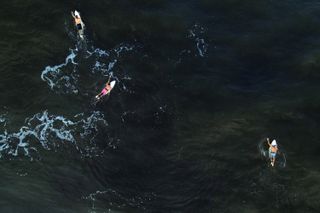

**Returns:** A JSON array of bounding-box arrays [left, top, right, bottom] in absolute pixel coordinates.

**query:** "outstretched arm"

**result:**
[[267, 138, 271, 146], [107, 75, 111, 84], [71, 11, 75, 18]]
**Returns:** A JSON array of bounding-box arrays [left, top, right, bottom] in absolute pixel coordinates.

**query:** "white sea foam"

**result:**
[[188, 24, 208, 57], [0, 113, 6, 124], [89, 43, 135, 76], [0, 111, 108, 159], [40, 48, 79, 94], [83, 188, 153, 211], [41, 43, 136, 94], [114, 44, 134, 57]]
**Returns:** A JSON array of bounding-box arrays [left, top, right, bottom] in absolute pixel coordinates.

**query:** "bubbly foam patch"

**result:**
[[0, 115, 6, 126], [41, 43, 136, 94], [83, 189, 155, 211], [89, 44, 135, 76], [41, 48, 79, 94], [188, 24, 208, 57], [0, 111, 108, 159]]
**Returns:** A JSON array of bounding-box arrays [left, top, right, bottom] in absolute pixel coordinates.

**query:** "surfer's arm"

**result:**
[[267, 138, 271, 146], [71, 11, 75, 18], [106, 76, 111, 84]]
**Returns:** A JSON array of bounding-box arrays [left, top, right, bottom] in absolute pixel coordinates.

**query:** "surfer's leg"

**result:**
[[269, 152, 275, 166], [273, 156, 276, 165], [271, 153, 276, 166]]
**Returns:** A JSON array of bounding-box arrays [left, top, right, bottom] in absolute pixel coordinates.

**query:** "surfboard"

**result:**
[[106, 81, 116, 95], [94, 80, 116, 101], [74, 10, 80, 17], [73, 10, 85, 39], [92, 80, 116, 105], [258, 140, 286, 168]]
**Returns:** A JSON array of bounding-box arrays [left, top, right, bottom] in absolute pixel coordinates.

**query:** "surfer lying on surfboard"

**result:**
[[267, 138, 278, 167], [71, 10, 85, 39], [95, 77, 116, 100]]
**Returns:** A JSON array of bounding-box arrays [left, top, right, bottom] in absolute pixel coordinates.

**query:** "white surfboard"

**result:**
[[106, 80, 116, 95], [73, 10, 85, 39], [74, 10, 80, 17], [258, 140, 286, 168], [93, 80, 116, 104]]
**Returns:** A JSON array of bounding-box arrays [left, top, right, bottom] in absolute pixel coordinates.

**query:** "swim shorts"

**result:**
[[270, 152, 276, 158], [77, 24, 82, 30], [101, 88, 108, 96]]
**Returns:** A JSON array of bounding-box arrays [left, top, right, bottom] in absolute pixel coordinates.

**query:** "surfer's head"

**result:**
[[271, 140, 277, 146]]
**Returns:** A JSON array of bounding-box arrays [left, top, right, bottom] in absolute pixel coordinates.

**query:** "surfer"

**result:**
[[267, 138, 278, 167], [71, 10, 85, 39], [95, 78, 114, 100]]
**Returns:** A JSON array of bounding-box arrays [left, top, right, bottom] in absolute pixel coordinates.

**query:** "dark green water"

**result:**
[[0, 0, 320, 212]]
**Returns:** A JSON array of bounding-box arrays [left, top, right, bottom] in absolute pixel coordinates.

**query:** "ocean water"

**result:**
[[0, 0, 320, 212]]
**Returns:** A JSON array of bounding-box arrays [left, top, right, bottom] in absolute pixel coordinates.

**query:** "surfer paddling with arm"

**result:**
[[95, 76, 115, 100], [267, 138, 278, 167]]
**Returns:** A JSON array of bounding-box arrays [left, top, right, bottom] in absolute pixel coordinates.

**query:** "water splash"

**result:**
[[258, 138, 269, 158]]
